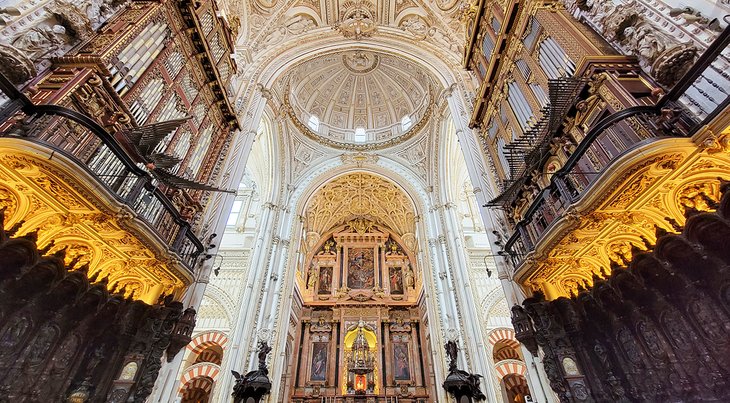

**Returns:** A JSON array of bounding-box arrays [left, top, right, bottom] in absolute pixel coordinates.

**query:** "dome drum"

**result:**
[[283, 50, 437, 150]]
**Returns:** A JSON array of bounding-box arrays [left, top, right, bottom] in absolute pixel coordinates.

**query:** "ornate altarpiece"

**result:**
[[292, 220, 431, 402]]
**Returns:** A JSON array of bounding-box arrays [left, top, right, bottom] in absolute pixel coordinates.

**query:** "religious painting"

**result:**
[[393, 343, 410, 380], [310, 342, 328, 381], [389, 266, 404, 294], [318, 266, 333, 294], [347, 248, 374, 289]]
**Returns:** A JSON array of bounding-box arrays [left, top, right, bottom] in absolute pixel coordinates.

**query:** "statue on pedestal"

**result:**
[[442, 340, 486, 402], [232, 341, 272, 403]]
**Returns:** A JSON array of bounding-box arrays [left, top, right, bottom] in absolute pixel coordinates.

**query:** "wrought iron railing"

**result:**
[[0, 73, 203, 273], [502, 26, 730, 266]]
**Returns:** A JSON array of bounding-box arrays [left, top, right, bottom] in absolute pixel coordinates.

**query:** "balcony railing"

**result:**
[[0, 74, 204, 273], [502, 26, 730, 267]]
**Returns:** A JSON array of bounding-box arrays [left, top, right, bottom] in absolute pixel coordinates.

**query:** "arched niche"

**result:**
[[302, 221, 418, 303], [342, 322, 378, 395]]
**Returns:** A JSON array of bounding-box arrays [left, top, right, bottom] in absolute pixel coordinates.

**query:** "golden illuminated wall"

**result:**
[[0, 140, 191, 303], [517, 138, 730, 298], [303, 172, 418, 252], [289, 172, 433, 401]]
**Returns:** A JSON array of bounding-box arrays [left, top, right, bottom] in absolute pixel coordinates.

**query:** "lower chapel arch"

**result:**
[[284, 171, 438, 401], [178, 331, 229, 402]]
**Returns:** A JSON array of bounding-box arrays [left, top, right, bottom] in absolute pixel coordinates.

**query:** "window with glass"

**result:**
[[308, 115, 320, 131], [354, 127, 366, 142], [227, 200, 243, 226], [401, 115, 412, 130]]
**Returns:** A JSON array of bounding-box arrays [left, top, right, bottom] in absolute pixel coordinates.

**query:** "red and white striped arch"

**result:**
[[180, 375, 214, 394], [195, 348, 223, 365], [503, 373, 530, 396], [179, 363, 221, 393], [487, 328, 519, 349], [187, 331, 229, 355], [179, 374, 215, 402], [495, 360, 527, 381], [493, 345, 521, 362]]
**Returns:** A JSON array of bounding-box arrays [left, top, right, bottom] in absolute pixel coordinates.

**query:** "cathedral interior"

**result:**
[[0, 0, 728, 402]]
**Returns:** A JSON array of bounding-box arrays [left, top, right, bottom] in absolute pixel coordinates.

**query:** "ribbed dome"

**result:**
[[285, 50, 435, 149]]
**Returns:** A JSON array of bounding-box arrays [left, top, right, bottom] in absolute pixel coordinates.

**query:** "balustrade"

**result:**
[[0, 75, 204, 275], [502, 27, 730, 265]]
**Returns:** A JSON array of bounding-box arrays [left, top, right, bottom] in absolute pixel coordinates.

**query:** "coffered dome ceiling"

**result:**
[[283, 50, 436, 150]]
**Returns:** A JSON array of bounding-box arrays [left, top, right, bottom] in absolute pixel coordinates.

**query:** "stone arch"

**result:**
[[179, 374, 215, 403], [197, 285, 234, 328], [244, 34, 463, 100], [480, 286, 507, 318], [502, 373, 531, 403], [293, 166, 426, 221], [299, 171, 418, 239], [194, 344, 224, 366], [180, 363, 221, 389], [187, 330, 229, 355], [487, 328, 519, 349], [494, 359, 527, 381], [493, 344, 521, 362]]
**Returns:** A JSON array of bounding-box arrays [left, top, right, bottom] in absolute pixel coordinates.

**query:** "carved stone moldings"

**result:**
[[0, 142, 191, 302], [340, 152, 379, 167], [0, 43, 36, 84], [520, 146, 730, 298], [332, 1, 377, 40], [304, 172, 417, 236]]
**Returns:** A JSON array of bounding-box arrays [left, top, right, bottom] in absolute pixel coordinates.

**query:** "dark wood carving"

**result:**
[[0, 208, 195, 403], [442, 340, 487, 402], [231, 341, 272, 403], [512, 180, 730, 402]]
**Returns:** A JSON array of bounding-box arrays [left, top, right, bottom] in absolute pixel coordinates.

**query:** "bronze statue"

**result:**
[[231, 340, 272, 402], [257, 341, 271, 371], [445, 340, 459, 372], [442, 340, 486, 401]]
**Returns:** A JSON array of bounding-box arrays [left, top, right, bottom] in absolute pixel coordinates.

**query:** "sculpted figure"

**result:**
[[0, 7, 21, 26], [285, 14, 316, 35], [404, 264, 415, 288], [12, 24, 67, 61], [307, 265, 318, 289], [0, 43, 36, 83], [84, 0, 121, 27], [624, 24, 667, 63], [401, 15, 428, 39]]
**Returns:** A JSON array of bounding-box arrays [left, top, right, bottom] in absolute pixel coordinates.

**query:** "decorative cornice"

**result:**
[[282, 82, 436, 151]]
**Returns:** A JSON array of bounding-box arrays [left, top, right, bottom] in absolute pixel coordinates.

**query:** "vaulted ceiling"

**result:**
[[220, 0, 470, 70], [216, 0, 480, 209], [289, 50, 431, 131], [304, 172, 417, 237]]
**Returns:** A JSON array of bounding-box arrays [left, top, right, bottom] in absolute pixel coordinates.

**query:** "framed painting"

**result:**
[[393, 343, 410, 380], [318, 266, 332, 294], [389, 266, 404, 294], [310, 342, 328, 381], [347, 248, 374, 289]]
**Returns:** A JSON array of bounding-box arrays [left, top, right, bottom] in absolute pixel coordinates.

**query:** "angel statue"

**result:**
[[231, 341, 272, 402], [445, 340, 459, 372]]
